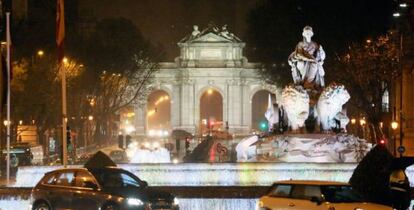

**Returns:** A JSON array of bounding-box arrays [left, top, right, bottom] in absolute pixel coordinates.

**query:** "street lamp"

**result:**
[[37, 50, 44, 57], [391, 121, 399, 156]]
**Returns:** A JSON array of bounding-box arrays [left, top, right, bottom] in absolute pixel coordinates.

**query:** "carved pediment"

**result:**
[[191, 32, 233, 43]]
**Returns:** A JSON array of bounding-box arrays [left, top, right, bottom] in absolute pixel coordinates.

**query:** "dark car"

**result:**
[[1, 143, 33, 166], [31, 167, 179, 210], [109, 150, 128, 163]]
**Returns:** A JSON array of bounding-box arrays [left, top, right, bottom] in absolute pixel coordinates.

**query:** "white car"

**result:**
[[256, 180, 393, 210]]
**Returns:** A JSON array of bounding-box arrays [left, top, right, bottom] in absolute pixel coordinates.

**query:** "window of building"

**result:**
[[382, 89, 389, 112]]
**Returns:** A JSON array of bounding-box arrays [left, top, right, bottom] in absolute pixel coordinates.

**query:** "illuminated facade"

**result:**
[[134, 24, 279, 136]]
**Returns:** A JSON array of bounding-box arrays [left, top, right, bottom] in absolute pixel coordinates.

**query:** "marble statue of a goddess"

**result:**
[[288, 26, 326, 88]]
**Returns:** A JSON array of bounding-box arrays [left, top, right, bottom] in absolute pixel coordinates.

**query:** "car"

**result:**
[[256, 180, 393, 210], [1, 143, 34, 166], [109, 150, 128, 163], [31, 167, 179, 210]]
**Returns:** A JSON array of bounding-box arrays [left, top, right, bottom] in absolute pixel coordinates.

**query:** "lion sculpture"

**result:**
[[281, 85, 310, 130], [316, 83, 350, 131]]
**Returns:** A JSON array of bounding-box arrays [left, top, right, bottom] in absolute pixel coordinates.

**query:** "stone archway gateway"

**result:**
[[134, 24, 279, 136]]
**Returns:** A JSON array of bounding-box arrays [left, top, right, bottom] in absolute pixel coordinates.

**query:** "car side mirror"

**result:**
[[84, 181, 98, 190], [141, 181, 148, 188], [310, 196, 322, 205]]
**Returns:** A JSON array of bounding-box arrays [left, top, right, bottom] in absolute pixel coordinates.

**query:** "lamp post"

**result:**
[[391, 121, 399, 156], [350, 118, 356, 135], [393, 1, 408, 157], [359, 118, 366, 140]]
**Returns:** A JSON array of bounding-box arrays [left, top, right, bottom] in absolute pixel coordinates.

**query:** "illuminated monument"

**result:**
[[236, 26, 371, 163], [134, 24, 279, 136]]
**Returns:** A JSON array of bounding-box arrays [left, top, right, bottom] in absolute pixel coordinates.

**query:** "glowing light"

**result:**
[[153, 142, 160, 149], [126, 112, 135, 117], [380, 139, 386, 144], [19, 120, 23, 125], [391, 121, 399, 130], [207, 89, 213, 95], [125, 125, 136, 134], [143, 142, 150, 148], [154, 95, 169, 105], [173, 158, 179, 164], [400, 3, 408, 7], [351, 118, 356, 124], [148, 130, 156, 137], [37, 50, 44, 56], [62, 57, 68, 64], [359, 119, 366, 126], [88, 115, 93, 121], [3, 120, 10, 126], [147, 110, 156, 117], [393, 12, 401, 17]]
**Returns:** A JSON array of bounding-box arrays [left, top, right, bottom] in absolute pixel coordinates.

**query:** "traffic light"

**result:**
[[126, 135, 132, 148], [118, 135, 124, 149], [259, 121, 268, 131], [66, 126, 72, 150], [185, 138, 190, 150]]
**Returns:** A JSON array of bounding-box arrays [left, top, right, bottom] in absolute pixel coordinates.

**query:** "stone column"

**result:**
[[178, 79, 196, 133], [134, 103, 147, 137]]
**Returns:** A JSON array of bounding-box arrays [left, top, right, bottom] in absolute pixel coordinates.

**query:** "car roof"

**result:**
[[45, 166, 124, 174], [273, 180, 349, 186]]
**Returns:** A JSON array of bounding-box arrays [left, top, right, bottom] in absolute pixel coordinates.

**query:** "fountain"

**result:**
[[235, 26, 372, 164], [5, 25, 407, 210]]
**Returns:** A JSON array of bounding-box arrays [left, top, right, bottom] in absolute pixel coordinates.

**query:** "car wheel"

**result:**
[[102, 203, 119, 210], [33, 202, 50, 210]]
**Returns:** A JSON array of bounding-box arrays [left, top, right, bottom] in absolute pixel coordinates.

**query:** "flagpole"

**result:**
[[61, 62, 67, 167], [6, 12, 11, 186], [57, 0, 67, 167]]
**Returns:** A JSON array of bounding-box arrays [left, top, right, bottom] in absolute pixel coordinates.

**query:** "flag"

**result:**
[[56, 0, 65, 62], [264, 94, 275, 131]]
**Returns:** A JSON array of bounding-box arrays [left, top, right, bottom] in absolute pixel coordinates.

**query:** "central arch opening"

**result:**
[[147, 90, 171, 134], [200, 88, 223, 134]]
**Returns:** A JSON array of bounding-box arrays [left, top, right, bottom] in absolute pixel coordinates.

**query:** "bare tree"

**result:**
[[332, 33, 400, 141]]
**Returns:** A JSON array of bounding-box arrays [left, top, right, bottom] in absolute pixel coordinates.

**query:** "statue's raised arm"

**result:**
[[288, 26, 325, 88]]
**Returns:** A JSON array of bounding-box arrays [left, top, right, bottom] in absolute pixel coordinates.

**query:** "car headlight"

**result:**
[[127, 198, 144, 206], [173, 197, 179, 205]]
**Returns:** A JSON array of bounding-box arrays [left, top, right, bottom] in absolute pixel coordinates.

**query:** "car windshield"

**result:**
[[91, 170, 143, 188], [321, 185, 364, 203]]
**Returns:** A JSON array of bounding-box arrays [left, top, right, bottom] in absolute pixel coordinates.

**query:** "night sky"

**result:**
[[79, 0, 260, 60], [77, 0, 401, 61]]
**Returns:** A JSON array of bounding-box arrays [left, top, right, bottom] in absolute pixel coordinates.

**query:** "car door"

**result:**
[[288, 184, 327, 210], [48, 171, 76, 210], [72, 170, 103, 210]]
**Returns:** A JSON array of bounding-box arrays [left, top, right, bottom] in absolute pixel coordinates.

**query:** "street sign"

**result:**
[[398, 146, 406, 154]]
